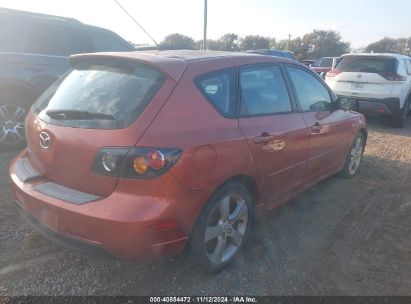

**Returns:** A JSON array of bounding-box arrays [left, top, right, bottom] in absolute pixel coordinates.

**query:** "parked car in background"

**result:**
[[300, 59, 315, 67], [325, 53, 411, 127], [10, 50, 367, 273], [246, 49, 295, 60], [311, 56, 339, 78], [0, 8, 134, 150]]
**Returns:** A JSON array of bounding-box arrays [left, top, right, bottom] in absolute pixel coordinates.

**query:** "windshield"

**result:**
[[32, 63, 164, 129], [335, 56, 398, 73]]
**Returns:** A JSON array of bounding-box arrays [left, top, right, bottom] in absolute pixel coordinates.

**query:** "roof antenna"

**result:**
[[114, 0, 160, 49]]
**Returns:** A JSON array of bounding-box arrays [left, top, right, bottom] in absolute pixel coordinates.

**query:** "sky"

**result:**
[[1, 0, 411, 48]]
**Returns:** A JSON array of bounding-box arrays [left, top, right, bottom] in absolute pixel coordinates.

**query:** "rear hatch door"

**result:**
[[330, 56, 397, 96], [25, 55, 185, 197]]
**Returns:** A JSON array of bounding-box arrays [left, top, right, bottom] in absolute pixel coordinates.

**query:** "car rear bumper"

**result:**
[[9, 150, 207, 260], [337, 96, 402, 116]]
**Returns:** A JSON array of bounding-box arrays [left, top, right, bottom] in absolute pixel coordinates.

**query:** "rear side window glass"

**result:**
[[287, 66, 332, 112], [336, 56, 397, 73], [32, 63, 165, 129], [25, 22, 94, 56], [240, 65, 292, 116], [196, 68, 237, 118], [90, 30, 132, 52]]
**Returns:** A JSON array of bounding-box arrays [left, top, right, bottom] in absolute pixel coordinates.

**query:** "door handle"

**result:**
[[311, 122, 323, 134], [254, 133, 275, 144]]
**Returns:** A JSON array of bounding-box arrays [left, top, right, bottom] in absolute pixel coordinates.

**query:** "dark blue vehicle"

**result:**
[[0, 8, 134, 150]]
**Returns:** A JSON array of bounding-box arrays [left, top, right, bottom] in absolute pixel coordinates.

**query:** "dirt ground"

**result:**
[[0, 117, 410, 296]]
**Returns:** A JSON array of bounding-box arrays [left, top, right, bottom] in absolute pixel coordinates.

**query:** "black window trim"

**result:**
[[284, 63, 337, 113], [194, 67, 239, 119], [237, 63, 298, 118]]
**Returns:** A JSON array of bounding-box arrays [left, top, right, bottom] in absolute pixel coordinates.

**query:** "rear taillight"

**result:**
[[326, 69, 341, 77], [378, 72, 407, 81], [92, 147, 182, 179]]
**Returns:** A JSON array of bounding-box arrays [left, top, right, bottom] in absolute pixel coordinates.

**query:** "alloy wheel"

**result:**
[[204, 194, 249, 265], [348, 136, 363, 175], [0, 104, 26, 146]]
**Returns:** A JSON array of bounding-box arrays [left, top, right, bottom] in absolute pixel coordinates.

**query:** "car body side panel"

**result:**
[[238, 114, 308, 207], [136, 61, 263, 201], [300, 109, 355, 186]]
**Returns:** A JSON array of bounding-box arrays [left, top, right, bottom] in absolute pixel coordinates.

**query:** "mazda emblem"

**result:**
[[39, 131, 52, 149]]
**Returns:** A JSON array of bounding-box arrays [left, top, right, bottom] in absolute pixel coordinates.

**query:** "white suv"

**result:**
[[325, 53, 411, 127]]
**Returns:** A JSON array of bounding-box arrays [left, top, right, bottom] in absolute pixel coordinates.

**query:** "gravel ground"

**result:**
[[0, 117, 411, 296]]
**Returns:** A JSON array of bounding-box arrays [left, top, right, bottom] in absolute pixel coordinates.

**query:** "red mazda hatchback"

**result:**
[[9, 50, 367, 273]]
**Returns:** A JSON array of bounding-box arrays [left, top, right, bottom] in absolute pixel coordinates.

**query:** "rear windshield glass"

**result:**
[[32, 63, 164, 129], [336, 56, 398, 73], [313, 58, 333, 67]]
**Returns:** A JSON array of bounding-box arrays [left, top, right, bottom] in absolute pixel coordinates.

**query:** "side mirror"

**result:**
[[337, 97, 357, 111]]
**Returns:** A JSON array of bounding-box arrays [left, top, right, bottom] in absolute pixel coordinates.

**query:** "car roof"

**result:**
[[0, 7, 127, 35], [341, 53, 410, 59], [70, 50, 300, 81], [0, 7, 82, 25]]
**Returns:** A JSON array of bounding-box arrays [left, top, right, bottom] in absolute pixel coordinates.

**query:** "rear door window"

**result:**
[[336, 56, 397, 73], [25, 22, 94, 56], [240, 65, 292, 116], [196, 68, 237, 118], [32, 63, 165, 129], [287, 66, 333, 112]]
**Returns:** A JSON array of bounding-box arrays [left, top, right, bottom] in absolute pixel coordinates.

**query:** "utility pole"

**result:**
[[288, 34, 292, 50], [203, 0, 208, 50]]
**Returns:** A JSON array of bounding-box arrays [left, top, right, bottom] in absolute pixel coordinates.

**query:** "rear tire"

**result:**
[[339, 132, 365, 178], [0, 94, 29, 151], [184, 182, 254, 274], [391, 99, 410, 128]]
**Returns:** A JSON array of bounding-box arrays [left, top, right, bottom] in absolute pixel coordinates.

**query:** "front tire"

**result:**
[[339, 132, 365, 178], [391, 99, 410, 128], [185, 182, 253, 274]]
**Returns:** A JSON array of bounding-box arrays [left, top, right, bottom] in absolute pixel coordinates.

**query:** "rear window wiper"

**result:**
[[46, 110, 115, 120]]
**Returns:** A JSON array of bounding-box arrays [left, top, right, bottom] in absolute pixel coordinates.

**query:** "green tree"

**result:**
[[159, 33, 196, 50], [365, 37, 397, 53], [365, 37, 411, 56], [200, 34, 240, 51], [302, 30, 350, 59], [289, 37, 309, 60], [239, 35, 270, 50], [218, 33, 240, 51], [268, 38, 277, 49]]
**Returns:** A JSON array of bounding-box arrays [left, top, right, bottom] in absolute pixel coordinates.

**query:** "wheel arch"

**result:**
[[218, 174, 261, 206], [0, 80, 41, 107]]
